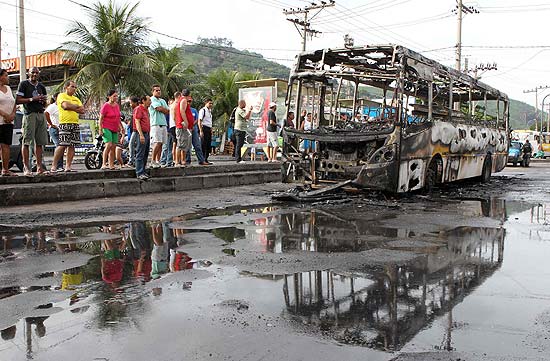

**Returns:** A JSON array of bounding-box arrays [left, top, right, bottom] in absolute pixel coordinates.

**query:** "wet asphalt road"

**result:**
[[0, 161, 549, 361]]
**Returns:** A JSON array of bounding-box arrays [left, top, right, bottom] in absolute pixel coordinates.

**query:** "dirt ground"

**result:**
[[0, 162, 549, 361]]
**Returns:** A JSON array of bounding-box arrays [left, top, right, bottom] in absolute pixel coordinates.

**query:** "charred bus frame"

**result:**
[[282, 45, 509, 192]]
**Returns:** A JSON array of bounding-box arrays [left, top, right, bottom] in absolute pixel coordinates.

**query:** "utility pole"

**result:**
[[455, 0, 479, 71], [18, 0, 27, 81], [523, 86, 550, 132], [283, 1, 335, 52]]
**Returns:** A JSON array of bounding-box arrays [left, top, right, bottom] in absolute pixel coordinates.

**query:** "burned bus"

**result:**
[[282, 45, 509, 192]]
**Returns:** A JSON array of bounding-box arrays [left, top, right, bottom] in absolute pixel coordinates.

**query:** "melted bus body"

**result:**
[[282, 45, 509, 192]]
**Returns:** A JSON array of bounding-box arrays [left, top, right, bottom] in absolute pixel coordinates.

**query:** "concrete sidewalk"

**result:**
[[0, 161, 282, 206]]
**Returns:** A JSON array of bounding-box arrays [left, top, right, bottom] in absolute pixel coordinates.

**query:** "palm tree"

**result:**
[[149, 43, 196, 99], [205, 69, 260, 133], [56, 1, 152, 102]]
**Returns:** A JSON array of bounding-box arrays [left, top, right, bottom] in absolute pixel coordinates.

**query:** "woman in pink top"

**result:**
[[99, 89, 124, 170]]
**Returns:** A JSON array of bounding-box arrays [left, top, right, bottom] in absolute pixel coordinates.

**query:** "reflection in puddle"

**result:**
[[0, 220, 209, 358], [1, 198, 546, 358], [280, 227, 504, 351]]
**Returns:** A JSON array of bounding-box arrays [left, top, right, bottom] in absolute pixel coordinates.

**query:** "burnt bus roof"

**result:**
[[292, 44, 508, 102]]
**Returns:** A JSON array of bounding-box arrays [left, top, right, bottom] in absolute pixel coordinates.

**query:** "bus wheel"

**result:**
[[481, 155, 492, 183], [425, 158, 442, 192]]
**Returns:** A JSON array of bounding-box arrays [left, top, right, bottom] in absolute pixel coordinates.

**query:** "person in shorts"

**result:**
[[174, 89, 192, 166], [266, 102, 279, 162], [148, 85, 169, 168], [0, 69, 17, 176], [15, 66, 48, 176], [51, 81, 84, 172]]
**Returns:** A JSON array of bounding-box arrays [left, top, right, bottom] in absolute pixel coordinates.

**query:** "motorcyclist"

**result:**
[[522, 140, 533, 167], [522, 140, 533, 156]]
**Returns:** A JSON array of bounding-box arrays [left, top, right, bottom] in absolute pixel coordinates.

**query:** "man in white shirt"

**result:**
[[198, 98, 214, 164], [45, 93, 64, 170]]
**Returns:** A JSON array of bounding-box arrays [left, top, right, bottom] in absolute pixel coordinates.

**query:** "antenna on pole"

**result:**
[[283, 1, 335, 52]]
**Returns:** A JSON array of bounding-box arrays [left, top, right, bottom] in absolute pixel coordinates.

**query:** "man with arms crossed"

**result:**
[[51, 81, 84, 172]]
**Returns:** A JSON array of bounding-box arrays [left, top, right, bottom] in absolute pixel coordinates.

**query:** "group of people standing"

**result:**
[[126, 86, 214, 180], [0, 66, 217, 179], [0, 66, 84, 177]]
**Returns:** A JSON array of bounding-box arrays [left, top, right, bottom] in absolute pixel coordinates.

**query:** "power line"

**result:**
[[283, 1, 335, 51]]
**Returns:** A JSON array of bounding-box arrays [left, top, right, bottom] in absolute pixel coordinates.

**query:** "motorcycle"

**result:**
[[84, 135, 128, 170], [522, 151, 531, 167], [84, 135, 104, 170]]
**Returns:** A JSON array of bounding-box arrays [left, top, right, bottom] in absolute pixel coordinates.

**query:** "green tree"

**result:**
[[150, 43, 196, 98], [203, 69, 259, 133], [56, 0, 152, 102]]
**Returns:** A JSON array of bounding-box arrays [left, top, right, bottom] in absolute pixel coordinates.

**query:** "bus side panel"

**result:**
[[398, 122, 508, 190], [398, 124, 434, 192]]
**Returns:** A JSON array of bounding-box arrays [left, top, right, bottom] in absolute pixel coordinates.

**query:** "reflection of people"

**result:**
[[61, 267, 83, 290], [127, 222, 152, 281], [101, 237, 126, 287], [170, 250, 193, 272], [151, 223, 169, 279], [1, 325, 16, 340]]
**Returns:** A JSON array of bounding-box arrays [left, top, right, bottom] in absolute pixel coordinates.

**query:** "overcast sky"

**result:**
[[1, 0, 550, 107]]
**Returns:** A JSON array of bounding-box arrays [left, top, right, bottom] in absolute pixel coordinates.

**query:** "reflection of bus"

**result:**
[[282, 45, 509, 192]]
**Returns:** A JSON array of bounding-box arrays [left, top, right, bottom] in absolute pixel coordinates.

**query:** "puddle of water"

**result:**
[[0, 199, 548, 360]]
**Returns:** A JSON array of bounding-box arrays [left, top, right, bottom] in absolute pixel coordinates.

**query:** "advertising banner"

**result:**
[[238, 86, 274, 144]]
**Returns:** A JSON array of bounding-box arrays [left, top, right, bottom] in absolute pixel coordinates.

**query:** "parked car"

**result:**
[[508, 140, 523, 167]]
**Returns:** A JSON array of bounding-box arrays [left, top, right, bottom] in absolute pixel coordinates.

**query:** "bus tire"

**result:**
[[481, 155, 492, 183]]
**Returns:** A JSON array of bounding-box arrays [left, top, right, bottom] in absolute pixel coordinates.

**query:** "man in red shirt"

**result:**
[[133, 95, 151, 179], [175, 89, 192, 166]]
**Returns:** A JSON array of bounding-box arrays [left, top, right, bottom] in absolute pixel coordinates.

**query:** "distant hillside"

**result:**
[[508, 98, 537, 130], [181, 37, 291, 79]]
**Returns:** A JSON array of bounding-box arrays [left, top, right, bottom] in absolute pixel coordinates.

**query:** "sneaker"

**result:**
[[206, 161, 213, 165], [199, 162, 210, 166], [238, 160, 246, 164], [160, 163, 168, 168], [137, 174, 148, 180]]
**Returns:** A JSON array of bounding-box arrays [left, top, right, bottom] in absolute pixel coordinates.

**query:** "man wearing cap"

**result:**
[[266, 102, 279, 162], [15, 66, 48, 176]]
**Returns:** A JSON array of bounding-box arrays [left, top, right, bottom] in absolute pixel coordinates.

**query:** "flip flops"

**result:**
[[23, 169, 34, 177], [1, 171, 18, 177]]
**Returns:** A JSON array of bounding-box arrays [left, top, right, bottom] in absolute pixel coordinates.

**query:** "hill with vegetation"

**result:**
[[181, 37, 291, 80]]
